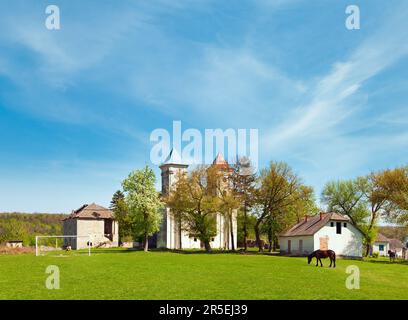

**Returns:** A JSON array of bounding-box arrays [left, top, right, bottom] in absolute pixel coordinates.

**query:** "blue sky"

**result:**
[[0, 0, 407, 212]]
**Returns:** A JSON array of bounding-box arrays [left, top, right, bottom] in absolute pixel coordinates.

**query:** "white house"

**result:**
[[63, 203, 119, 250], [279, 212, 363, 258], [372, 234, 406, 257], [371, 233, 390, 256], [155, 150, 237, 250]]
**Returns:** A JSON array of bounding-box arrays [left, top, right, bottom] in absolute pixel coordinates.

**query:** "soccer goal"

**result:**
[[35, 235, 93, 257]]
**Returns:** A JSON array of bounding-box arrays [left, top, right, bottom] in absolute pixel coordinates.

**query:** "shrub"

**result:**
[[371, 252, 379, 258]]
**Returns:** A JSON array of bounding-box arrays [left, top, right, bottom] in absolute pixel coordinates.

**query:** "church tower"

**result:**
[[157, 149, 189, 250], [159, 148, 188, 196]]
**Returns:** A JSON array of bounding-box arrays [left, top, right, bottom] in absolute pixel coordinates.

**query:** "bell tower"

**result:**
[[160, 149, 188, 196]]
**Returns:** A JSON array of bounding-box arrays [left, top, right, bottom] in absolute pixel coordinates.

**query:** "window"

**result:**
[[211, 238, 215, 242], [330, 222, 334, 227], [379, 244, 384, 251], [194, 238, 197, 242], [336, 222, 342, 234], [344, 223, 347, 228]]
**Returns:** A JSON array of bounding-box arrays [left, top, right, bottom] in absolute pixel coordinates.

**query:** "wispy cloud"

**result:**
[[263, 2, 408, 152]]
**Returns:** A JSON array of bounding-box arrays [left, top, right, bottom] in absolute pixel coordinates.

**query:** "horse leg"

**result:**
[[329, 258, 332, 267], [320, 258, 323, 267], [315, 257, 318, 267]]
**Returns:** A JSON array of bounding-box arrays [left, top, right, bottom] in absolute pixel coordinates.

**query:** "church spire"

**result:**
[[160, 149, 188, 196]]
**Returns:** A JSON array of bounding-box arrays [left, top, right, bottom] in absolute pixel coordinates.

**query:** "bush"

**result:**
[[371, 252, 379, 258]]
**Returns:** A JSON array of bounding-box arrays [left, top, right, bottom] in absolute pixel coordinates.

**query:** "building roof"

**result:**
[[160, 148, 188, 168], [212, 153, 231, 170], [63, 203, 114, 221], [375, 233, 389, 243], [389, 238, 405, 250], [279, 212, 350, 237]]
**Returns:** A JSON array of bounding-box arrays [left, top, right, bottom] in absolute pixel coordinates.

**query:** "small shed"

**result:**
[[5, 240, 23, 248], [372, 233, 390, 256]]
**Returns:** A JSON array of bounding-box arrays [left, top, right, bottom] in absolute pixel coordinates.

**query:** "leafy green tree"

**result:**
[[165, 166, 219, 252], [112, 197, 133, 244], [110, 190, 125, 210], [321, 178, 368, 226], [254, 161, 304, 252], [122, 166, 163, 252]]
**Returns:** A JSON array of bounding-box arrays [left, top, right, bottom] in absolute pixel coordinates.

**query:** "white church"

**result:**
[[155, 150, 238, 250]]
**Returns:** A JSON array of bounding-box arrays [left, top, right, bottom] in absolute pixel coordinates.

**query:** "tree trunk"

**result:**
[[178, 216, 182, 250], [204, 240, 212, 252], [229, 213, 235, 251], [268, 226, 273, 253], [255, 220, 263, 252], [273, 238, 277, 251], [144, 232, 149, 252], [365, 243, 371, 257], [243, 205, 248, 252]]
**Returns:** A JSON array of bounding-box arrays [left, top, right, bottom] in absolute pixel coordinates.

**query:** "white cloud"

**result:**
[[263, 2, 408, 152]]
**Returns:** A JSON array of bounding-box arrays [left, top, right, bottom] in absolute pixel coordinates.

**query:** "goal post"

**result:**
[[35, 235, 93, 257]]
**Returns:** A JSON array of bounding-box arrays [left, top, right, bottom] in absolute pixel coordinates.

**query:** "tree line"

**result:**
[[0, 213, 65, 246]]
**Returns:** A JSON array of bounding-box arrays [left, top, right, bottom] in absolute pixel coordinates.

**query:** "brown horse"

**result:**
[[388, 250, 396, 262], [308, 250, 336, 268]]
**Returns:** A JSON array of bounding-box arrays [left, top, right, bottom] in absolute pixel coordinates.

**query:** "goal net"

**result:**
[[35, 235, 93, 257]]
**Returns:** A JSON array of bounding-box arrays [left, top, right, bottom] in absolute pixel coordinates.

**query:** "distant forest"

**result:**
[[0, 213, 66, 246]]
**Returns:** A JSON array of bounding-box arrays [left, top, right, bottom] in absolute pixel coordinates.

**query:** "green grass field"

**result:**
[[0, 249, 407, 300]]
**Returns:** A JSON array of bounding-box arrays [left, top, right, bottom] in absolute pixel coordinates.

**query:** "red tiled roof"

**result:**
[[212, 153, 231, 170], [279, 212, 350, 237], [63, 203, 114, 221]]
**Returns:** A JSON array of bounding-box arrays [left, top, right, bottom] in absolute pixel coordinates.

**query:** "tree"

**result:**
[[373, 166, 408, 226], [165, 166, 219, 252], [231, 157, 256, 251], [253, 161, 303, 252], [111, 195, 133, 244], [321, 178, 368, 226], [321, 178, 373, 255], [110, 190, 125, 210], [321, 170, 408, 256], [218, 186, 240, 251], [122, 166, 163, 252]]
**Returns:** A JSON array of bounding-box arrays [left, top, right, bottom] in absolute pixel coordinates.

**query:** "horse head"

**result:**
[[307, 254, 313, 264]]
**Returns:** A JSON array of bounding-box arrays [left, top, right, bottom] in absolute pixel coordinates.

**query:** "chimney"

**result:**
[[304, 215, 308, 222], [320, 212, 324, 220]]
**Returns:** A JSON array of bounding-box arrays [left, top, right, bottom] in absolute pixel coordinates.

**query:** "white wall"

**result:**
[[158, 208, 237, 250], [314, 222, 363, 257], [279, 236, 314, 255]]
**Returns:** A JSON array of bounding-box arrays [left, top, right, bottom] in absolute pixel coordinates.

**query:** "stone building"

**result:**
[[63, 203, 119, 250]]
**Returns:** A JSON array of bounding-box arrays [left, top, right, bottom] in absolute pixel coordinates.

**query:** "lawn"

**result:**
[[0, 249, 407, 300]]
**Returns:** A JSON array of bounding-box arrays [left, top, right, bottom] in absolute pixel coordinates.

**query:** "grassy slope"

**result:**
[[0, 249, 407, 300]]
